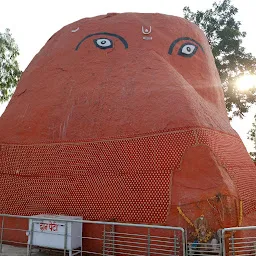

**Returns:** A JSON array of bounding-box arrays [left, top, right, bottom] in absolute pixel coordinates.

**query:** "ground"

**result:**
[[0, 245, 65, 256]]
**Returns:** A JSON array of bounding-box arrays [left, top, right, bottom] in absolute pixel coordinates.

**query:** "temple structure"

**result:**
[[0, 13, 256, 246]]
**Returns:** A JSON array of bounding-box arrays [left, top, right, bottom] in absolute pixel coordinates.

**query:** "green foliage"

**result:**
[[248, 114, 256, 160], [0, 28, 21, 102], [183, 0, 256, 118]]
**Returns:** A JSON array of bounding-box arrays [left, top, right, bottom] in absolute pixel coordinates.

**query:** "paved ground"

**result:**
[[0, 245, 65, 256], [0, 245, 36, 256]]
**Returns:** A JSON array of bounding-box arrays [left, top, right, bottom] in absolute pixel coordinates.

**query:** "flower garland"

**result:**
[[224, 200, 243, 238], [238, 200, 243, 226], [195, 229, 213, 243], [177, 206, 194, 227], [177, 199, 243, 240], [177, 206, 213, 243]]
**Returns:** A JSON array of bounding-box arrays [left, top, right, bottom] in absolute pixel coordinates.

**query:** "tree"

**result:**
[[248, 119, 256, 161], [183, 0, 256, 118], [0, 28, 21, 103]]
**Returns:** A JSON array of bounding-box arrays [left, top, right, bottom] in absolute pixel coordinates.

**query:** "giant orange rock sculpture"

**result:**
[[0, 13, 256, 244]]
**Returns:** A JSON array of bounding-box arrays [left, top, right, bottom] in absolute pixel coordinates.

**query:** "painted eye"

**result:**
[[178, 43, 198, 57], [93, 38, 113, 49]]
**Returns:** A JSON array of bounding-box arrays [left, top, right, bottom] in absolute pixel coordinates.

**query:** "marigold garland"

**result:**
[[177, 207, 212, 243], [196, 230, 213, 243], [177, 206, 194, 227], [225, 200, 243, 238], [177, 199, 243, 241]]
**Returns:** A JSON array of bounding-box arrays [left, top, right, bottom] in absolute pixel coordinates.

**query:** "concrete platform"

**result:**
[[0, 244, 63, 255]]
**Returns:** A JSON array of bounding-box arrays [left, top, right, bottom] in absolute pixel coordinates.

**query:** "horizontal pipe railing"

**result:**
[[223, 226, 256, 256], [230, 237, 256, 240], [229, 245, 256, 249], [0, 213, 184, 231], [105, 231, 178, 240], [0, 213, 185, 256]]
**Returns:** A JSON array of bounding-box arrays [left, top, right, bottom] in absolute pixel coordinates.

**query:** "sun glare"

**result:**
[[236, 74, 256, 91]]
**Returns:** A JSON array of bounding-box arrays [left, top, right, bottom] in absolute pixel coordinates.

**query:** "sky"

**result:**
[[0, 0, 256, 151]]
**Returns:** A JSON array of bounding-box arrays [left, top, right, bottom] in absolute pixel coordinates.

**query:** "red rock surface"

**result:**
[[0, 13, 255, 248]]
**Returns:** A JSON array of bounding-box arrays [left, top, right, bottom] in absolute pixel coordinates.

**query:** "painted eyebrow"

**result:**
[[168, 37, 204, 54], [75, 32, 128, 50]]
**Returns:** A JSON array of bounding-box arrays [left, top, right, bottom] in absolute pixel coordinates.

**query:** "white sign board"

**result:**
[[27, 215, 82, 251]]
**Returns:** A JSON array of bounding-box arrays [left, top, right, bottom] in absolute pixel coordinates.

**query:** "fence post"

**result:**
[[80, 222, 83, 256], [218, 229, 223, 256], [182, 229, 186, 256], [64, 221, 68, 256], [174, 231, 177, 256], [102, 224, 106, 256], [231, 231, 235, 256], [27, 221, 34, 256], [0, 216, 4, 253], [112, 224, 115, 255], [147, 228, 151, 256], [222, 229, 226, 256]]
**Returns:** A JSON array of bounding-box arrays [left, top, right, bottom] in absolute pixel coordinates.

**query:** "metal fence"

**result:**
[[0, 214, 185, 256], [187, 241, 221, 256], [222, 226, 256, 256], [3, 213, 256, 256]]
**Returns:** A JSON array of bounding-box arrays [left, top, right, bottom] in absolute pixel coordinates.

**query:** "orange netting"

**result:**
[[0, 128, 255, 226]]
